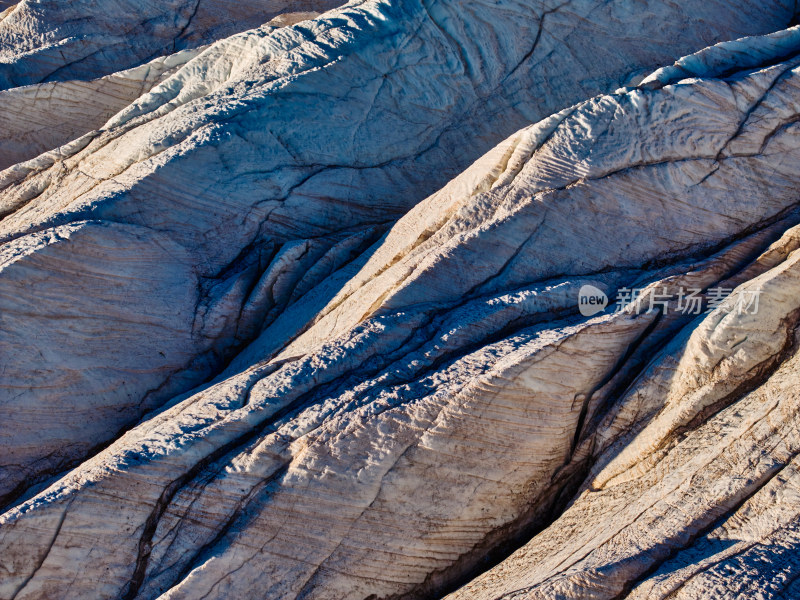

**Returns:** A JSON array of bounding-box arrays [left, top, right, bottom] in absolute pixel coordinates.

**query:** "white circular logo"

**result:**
[[578, 284, 608, 317]]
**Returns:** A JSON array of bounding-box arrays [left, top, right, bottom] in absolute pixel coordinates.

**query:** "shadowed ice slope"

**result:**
[[0, 0, 343, 88], [4, 21, 800, 600], [0, 0, 793, 504]]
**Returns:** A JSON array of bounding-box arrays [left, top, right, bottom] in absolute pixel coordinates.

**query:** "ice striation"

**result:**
[[0, 0, 341, 88], [2, 0, 792, 505], [2, 1, 800, 599]]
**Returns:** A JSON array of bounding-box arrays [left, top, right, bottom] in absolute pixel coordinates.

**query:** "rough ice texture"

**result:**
[[0, 0, 795, 505], [3, 1, 800, 600], [0, 47, 204, 170], [0, 0, 341, 88]]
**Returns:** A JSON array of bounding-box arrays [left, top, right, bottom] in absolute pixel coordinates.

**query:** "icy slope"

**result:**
[[4, 18, 800, 600], [0, 0, 789, 504], [0, 0, 342, 88]]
